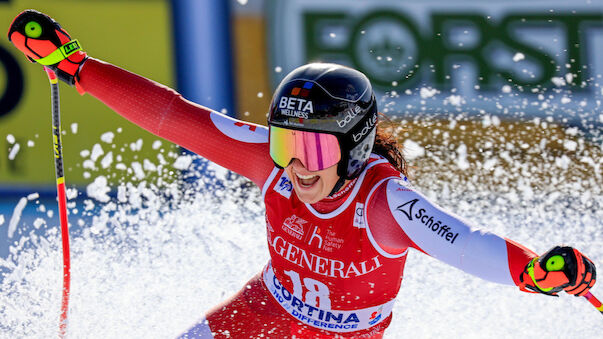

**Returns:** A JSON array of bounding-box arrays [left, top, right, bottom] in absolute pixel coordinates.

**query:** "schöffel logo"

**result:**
[[396, 199, 459, 244], [282, 214, 307, 240]]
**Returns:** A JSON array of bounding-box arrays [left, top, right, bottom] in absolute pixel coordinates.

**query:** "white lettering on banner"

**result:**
[[269, 1, 603, 123], [263, 264, 395, 333], [271, 236, 382, 278]]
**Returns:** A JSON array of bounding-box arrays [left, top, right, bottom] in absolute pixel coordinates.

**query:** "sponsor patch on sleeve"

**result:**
[[274, 171, 293, 198]]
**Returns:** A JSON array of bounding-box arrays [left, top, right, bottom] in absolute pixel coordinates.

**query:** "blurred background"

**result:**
[[1, 0, 601, 189], [0, 0, 602, 337]]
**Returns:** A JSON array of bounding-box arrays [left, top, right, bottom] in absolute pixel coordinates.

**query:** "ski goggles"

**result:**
[[269, 126, 341, 171]]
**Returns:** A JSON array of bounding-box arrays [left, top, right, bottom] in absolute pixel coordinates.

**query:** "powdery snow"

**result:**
[[173, 155, 193, 170], [420, 87, 438, 99], [0, 109, 601, 339], [455, 143, 470, 170], [551, 77, 566, 87], [90, 144, 104, 162], [152, 140, 162, 150], [564, 140, 578, 151], [403, 140, 425, 160], [100, 132, 115, 144], [66, 188, 78, 200], [444, 95, 464, 106], [131, 162, 146, 180], [8, 198, 27, 238], [8, 144, 20, 160], [101, 152, 114, 169], [130, 139, 143, 152], [86, 176, 111, 202], [33, 218, 45, 229]]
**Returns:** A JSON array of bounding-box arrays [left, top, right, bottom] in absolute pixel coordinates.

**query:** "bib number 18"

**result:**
[[284, 270, 331, 309]]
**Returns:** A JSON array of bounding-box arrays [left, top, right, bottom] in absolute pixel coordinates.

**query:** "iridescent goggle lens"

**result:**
[[269, 126, 341, 171]]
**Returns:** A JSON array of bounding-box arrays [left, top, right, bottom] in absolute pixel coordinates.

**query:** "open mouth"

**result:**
[[295, 172, 320, 188]]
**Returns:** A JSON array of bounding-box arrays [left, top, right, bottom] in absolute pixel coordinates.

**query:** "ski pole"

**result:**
[[583, 292, 603, 316], [44, 67, 71, 337]]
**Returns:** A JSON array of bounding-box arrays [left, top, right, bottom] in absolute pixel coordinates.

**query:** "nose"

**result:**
[[289, 158, 313, 173], [289, 158, 305, 169]]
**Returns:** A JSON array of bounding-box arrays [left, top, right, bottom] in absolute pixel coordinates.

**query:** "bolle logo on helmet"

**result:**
[[336, 105, 362, 128], [352, 114, 377, 142]]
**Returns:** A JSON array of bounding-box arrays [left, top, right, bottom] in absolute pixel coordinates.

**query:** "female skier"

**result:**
[[8, 10, 597, 339]]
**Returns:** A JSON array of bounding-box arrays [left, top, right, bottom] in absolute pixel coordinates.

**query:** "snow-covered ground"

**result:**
[[0, 117, 601, 338]]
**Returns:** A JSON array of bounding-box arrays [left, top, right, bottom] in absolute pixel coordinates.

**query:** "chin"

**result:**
[[294, 189, 323, 204], [285, 166, 333, 204], [292, 181, 328, 203]]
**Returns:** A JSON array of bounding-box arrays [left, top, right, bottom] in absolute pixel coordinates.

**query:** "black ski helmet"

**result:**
[[268, 63, 378, 180]]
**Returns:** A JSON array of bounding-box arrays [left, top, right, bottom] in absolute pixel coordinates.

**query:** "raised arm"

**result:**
[[365, 178, 536, 286], [8, 10, 275, 187], [78, 59, 274, 187], [365, 178, 597, 301], [366, 178, 596, 296]]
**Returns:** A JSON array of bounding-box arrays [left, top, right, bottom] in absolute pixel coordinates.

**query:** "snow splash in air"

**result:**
[[1, 120, 601, 338], [1, 112, 602, 337]]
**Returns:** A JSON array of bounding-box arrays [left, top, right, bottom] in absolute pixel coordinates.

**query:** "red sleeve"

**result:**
[[366, 184, 422, 255], [505, 238, 538, 285], [77, 58, 274, 187]]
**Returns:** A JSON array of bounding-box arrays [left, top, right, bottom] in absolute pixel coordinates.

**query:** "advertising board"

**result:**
[[0, 0, 175, 188], [268, 0, 603, 125]]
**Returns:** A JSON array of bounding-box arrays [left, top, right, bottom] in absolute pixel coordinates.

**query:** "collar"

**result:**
[[310, 177, 358, 213]]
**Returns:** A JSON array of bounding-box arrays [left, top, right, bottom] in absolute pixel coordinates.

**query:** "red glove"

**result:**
[[7, 10, 87, 91], [520, 246, 596, 297]]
